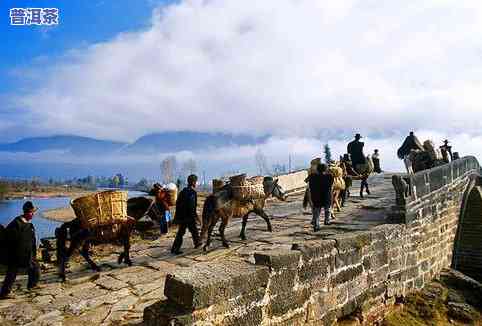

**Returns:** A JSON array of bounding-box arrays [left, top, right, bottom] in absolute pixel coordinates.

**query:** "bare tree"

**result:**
[[161, 156, 178, 184], [255, 149, 270, 176]]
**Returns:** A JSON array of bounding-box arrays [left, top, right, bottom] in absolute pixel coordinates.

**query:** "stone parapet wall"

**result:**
[[407, 156, 479, 202], [275, 170, 308, 193], [143, 158, 479, 325], [144, 217, 459, 325], [453, 181, 482, 282], [144, 188, 463, 325]]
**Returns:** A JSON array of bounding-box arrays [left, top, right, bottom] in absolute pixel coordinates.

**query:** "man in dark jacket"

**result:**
[[0, 201, 40, 299], [308, 164, 334, 230], [171, 175, 201, 255], [347, 134, 366, 168], [397, 131, 424, 159]]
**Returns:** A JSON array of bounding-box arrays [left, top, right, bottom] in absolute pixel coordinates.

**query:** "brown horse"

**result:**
[[200, 177, 287, 250], [56, 190, 160, 281]]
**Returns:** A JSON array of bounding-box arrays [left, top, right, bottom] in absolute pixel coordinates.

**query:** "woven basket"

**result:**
[[229, 174, 247, 186], [71, 190, 128, 229], [213, 179, 225, 193], [166, 189, 177, 207], [231, 176, 265, 201]]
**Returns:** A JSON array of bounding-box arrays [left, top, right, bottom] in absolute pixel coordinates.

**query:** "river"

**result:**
[[0, 190, 147, 240]]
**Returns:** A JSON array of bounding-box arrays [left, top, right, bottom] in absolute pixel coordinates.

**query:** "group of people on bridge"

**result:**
[[305, 133, 382, 231], [0, 131, 459, 298]]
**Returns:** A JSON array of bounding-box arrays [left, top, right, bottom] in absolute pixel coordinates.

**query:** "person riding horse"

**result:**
[[397, 131, 424, 160], [347, 134, 371, 197], [347, 134, 366, 169]]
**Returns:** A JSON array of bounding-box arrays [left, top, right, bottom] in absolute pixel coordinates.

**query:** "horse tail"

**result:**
[[201, 195, 217, 241]]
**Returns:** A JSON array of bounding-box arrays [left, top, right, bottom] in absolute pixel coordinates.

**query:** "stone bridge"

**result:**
[[143, 156, 481, 325], [0, 157, 480, 325]]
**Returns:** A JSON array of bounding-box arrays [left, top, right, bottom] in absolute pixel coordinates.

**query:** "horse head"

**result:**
[[263, 177, 287, 201]]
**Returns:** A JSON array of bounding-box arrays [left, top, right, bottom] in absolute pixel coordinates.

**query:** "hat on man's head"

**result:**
[[443, 139, 450, 144], [355, 133, 362, 139], [22, 201, 38, 213]]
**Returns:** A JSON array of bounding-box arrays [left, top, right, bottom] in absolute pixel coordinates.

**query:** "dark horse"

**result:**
[[200, 177, 287, 250], [56, 195, 156, 281]]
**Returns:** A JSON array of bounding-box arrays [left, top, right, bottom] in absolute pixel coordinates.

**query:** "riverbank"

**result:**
[[2, 188, 94, 200]]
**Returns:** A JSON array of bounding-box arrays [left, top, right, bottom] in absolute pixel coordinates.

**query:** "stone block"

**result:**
[[368, 265, 389, 286], [254, 249, 300, 270], [298, 256, 333, 288], [268, 267, 298, 295], [164, 260, 269, 309], [94, 275, 128, 291], [222, 306, 264, 326], [291, 239, 336, 260], [266, 288, 310, 318], [331, 264, 364, 286], [306, 291, 336, 321], [327, 232, 372, 253], [363, 251, 388, 271], [336, 248, 362, 268], [143, 300, 193, 326]]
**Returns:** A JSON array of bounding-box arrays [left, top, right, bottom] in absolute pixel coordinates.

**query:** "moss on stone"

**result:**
[[382, 280, 481, 326]]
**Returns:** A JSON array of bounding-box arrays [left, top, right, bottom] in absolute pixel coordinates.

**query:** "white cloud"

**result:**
[[1, 132, 480, 180], [5, 0, 482, 156]]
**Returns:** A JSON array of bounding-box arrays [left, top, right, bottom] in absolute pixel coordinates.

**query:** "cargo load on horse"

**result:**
[[201, 176, 287, 250], [56, 185, 175, 281], [71, 190, 128, 230], [230, 174, 265, 201]]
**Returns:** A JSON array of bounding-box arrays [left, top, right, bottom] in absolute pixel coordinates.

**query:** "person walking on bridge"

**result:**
[[308, 164, 334, 230], [372, 149, 382, 173], [440, 139, 453, 163], [0, 201, 40, 299], [171, 175, 201, 255]]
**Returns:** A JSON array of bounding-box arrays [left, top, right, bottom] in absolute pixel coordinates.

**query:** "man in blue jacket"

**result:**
[[0, 201, 40, 299], [171, 175, 202, 255]]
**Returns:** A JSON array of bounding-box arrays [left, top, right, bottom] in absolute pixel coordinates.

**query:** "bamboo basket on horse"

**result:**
[[56, 190, 136, 281], [201, 176, 287, 250]]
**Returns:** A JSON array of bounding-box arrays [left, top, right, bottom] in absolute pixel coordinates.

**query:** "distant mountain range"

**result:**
[[0, 132, 268, 180], [0, 132, 268, 155], [0, 135, 127, 155]]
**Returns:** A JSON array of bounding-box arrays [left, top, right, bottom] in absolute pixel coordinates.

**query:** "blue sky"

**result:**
[[1, 0, 482, 176], [0, 0, 173, 94]]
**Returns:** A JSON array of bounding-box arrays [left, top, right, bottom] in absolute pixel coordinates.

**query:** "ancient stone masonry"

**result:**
[[144, 156, 482, 325], [453, 173, 482, 282]]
